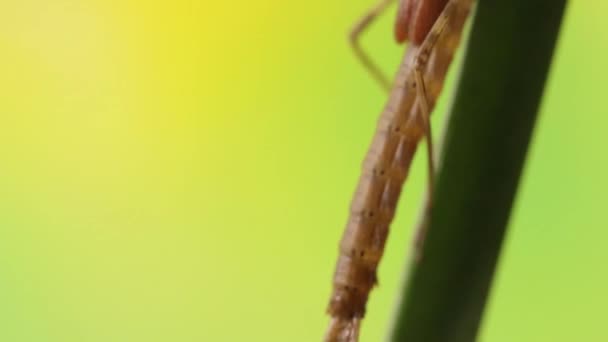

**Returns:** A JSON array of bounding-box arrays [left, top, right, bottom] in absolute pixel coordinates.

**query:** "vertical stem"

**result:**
[[391, 0, 568, 341]]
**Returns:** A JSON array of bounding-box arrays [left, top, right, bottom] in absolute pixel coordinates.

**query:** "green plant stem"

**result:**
[[390, 1, 567, 341]]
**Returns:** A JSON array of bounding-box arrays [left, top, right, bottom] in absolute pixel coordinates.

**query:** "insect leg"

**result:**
[[414, 70, 435, 201], [412, 69, 435, 260], [349, 0, 396, 92], [411, 0, 456, 257], [412, 0, 454, 196]]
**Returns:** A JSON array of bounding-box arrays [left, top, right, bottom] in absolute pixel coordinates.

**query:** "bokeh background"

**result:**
[[0, 1, 606, 341]]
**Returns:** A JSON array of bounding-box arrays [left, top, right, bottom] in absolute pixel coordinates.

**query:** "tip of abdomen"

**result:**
[[324, 317, 361, 342]]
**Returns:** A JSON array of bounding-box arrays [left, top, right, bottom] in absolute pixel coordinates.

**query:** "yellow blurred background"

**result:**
[[0, 1, 606, 341]]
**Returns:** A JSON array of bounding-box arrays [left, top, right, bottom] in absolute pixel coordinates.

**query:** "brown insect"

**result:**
[[325, 0, 475, 341]]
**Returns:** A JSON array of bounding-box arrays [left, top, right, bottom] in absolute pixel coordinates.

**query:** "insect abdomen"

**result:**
[[328, 81, 424, 322]]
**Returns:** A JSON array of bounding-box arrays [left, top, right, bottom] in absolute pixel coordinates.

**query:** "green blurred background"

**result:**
[[0, 1, 606, 341]]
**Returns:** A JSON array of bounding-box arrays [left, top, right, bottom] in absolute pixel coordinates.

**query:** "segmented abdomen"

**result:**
[[325, 1, 473, 340], [326, 48, 426, 339]]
